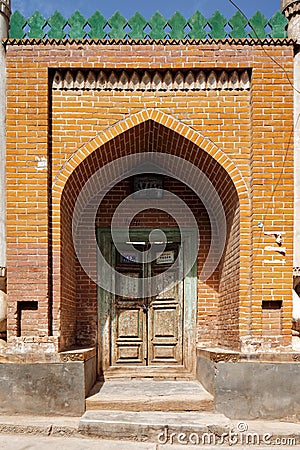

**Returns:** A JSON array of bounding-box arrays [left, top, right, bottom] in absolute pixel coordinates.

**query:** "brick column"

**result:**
[[6, 45, 56, 354], [248, 47, 294, 350], [282, 0, 300, 293], [0, 0, 10, 338]]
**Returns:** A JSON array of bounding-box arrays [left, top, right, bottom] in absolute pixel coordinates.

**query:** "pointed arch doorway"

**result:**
[[53, 109, 250, 382], [97, 227, 197, 379]]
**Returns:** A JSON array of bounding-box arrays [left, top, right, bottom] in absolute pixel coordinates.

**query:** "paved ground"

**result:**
[[91, 380, 208, 396], [0, 435, 153, 449], [86, 379, 213, 412], [0, 434, 299, 450], [1, 411, 300, 448]]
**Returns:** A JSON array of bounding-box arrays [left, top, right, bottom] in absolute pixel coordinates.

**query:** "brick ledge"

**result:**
[[197, 347, 300, 363]]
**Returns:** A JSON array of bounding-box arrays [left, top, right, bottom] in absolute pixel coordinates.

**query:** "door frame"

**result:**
[[97, 227, 197, 378]]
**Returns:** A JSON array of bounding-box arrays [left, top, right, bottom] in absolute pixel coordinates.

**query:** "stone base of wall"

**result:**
[[197, 347, 300, 420], [0, 347, 96, 416], [1, 345, 299, 419]]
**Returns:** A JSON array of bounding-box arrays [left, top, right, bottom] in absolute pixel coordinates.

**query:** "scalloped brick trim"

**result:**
[[52, 69, 251, 92]]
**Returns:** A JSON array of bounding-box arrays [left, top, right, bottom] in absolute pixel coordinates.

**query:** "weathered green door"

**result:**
[[98, 228, 197, 377], [112, 241, 183, 366]]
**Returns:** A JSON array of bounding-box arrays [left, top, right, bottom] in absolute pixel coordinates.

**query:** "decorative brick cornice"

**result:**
[[0, 0, 11, 18], [281, 0, 300, 19], [294, 267, 300, 276], [4, 38, 294, 48], [281, 0, 298, 10], [52, 69, 251, 92]]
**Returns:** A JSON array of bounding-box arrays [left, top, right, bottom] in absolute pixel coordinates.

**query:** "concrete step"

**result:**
[[85, 380, 213, 412], [1, 414, 300, 447], [79, 410, 231, 442]]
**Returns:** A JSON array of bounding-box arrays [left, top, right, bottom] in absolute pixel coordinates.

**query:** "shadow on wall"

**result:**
[[0, 273, 7, 340], [292, 281, 300, 351]]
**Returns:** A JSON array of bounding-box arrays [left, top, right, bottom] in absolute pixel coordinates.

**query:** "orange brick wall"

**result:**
[[5, 41, 294, 354]]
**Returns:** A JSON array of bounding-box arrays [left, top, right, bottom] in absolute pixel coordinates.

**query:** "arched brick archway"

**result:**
[[53, 109, 248, 195], [52, 110, 251, 362]]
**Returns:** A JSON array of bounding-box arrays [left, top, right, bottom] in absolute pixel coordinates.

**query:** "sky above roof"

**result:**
[[11, 0, 279, 19]]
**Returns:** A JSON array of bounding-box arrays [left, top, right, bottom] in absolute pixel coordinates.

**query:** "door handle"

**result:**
[[141, 304, 148, 314]]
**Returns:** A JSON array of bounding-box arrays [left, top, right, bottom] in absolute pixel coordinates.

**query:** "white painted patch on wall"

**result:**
[[293, 289, 300, 320], [35, 156, 47, 171]]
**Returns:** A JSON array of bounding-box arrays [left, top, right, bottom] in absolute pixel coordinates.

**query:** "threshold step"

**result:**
[[86, 380, 213, 412], [79, 410, 231, 442]]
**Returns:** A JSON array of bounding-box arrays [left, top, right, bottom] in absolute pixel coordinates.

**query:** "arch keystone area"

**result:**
[[53, 109, 249, 202]]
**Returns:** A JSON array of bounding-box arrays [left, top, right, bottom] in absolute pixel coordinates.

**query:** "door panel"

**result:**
[[112, 246, 146, 365], [149, 243, 182, 365], [117, 307, 142, 339], [114, 305, 145, 364], [155, 271, 177, 299], [148, 301, 182, 364], [117, 272, 141, 298], [152, 306, 178, 338]]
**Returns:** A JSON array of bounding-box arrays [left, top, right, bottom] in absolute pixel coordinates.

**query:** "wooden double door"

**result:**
[[112, 241, 183, 366], [98, 229, 197, 377]]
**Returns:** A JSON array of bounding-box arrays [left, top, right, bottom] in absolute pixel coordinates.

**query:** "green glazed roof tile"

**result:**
[[269, 11, 288, 38], [68, 10, 87, 40], [88, 11, 107, 39], [10, 10, 27, 39], [229, 11, 248, 39], [48, 11, 66, 40], [208, 11, 227, 40], [169, 11, 187, 40], [128, 12, 147, 40], [188, 11, 207, 40], [108, 11, 127, 39], [249, 11, 268, 39], [8, 9, 289, 41], [148, 12, 168, 40], [28, 11, 46, 39]]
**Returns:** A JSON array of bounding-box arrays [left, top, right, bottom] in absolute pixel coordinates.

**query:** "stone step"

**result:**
[[85, 380, 214, 412], [79, 410, 231, 442]]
